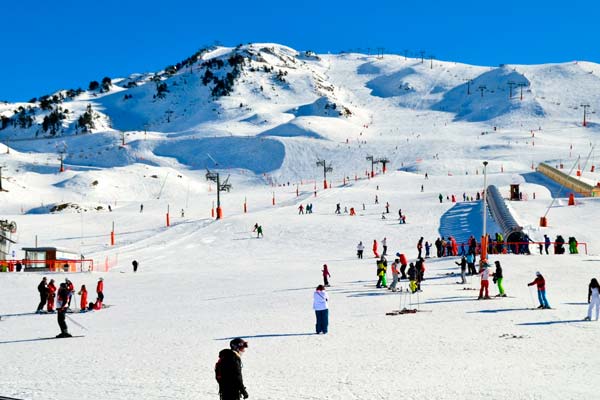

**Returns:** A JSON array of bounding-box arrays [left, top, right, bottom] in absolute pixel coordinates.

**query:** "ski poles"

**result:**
[[65, 314, 88, 331]]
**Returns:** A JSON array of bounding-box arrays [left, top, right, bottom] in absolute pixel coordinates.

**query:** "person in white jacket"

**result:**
[[313, 285, 329, 334], [356, 241, 364, 259], [585, 278, 600, 321]]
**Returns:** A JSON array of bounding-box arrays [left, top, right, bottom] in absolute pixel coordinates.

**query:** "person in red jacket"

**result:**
[[373, 240, 379, 258], [322, 264, 331, 287], [65, 278, 75, 308], [47, 279, 57, 313], [528, 271, 550, 309], [397, 253, 408, 279], [78, 285, 88, 312], [95, 278, 104, 309]]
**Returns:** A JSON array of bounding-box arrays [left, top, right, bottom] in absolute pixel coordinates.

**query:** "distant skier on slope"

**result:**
[[322, 264, 331, 287], [252, 223, 263, 238]]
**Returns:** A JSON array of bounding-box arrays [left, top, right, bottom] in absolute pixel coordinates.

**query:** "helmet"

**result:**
[[535, 271, 541, 276], [230, 338, 248, 351]]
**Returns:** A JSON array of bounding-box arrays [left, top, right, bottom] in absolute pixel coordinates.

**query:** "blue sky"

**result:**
[[1, 0, 597, 102]]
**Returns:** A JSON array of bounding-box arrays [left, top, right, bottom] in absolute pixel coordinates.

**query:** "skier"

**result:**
[[36, 277, 48, 313], [438, 193, 443, 203], [466, 252, 477, 275], [424, 241, 431, 258], [356, 241, 364, 259], [313, 285, 329, 334], [65, 278, 75, 308], [322, 264, 331, 287], [96, 277, 104, 309], [455, 256, 467, 284], [528, 272, 550, 309], [181, 209, 185, 217], [47, 279, 56, 313], [584, 278, 600, 321], [492, 260, 506, 297], [375, 256, 387, 288], [417, 237, 424, 258], [385, 202, 390, 213], [132, 259, 138, 273], [215, 338, 249, 399], [372, 239, 379, 258], [252, 223, 263, 238], [478, 261, 491, 300], [140, 204, 144, 213], [375, 195, 379, 204], [435, 238, 442, 258], [398, 253, 408, 280], [78, 285, 88, 311], [298, 204, 304, 214], [335, 203, 341, 214], [415, 257, 425, 291], [389, 259, 400, 291], [382, 237, 388, 256], [407, 262, 417, 293], [56, 283, 72, 338], [544, 234, 551, 255]]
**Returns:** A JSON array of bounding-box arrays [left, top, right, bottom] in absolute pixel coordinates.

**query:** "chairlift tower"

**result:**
[[376, 157, 390, 174], [366, 155, 380, 177], [581, 104, 591, 127], [316, 160, 333, 189], [206, 169, 232, 220]]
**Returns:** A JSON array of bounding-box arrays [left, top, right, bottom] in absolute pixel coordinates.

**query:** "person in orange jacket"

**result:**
[[47, 279, 57, 313], [95, 278, 104, 309], [78, 285, 88, 312], [373, 240, 379, 258]]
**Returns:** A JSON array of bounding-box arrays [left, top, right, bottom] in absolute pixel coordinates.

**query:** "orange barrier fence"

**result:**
[[0, 259, 95, 272]]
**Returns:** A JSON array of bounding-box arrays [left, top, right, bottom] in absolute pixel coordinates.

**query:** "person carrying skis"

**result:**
[[478, 261, 491, 300], [47, 279, 56, 313], [584, 278, 600, 321], [356, 241, 364, 259], [492, 260, 506, 297], [313, 285, 329, 334], [215, 338, 249, 399], [36, 277, 48, 313], [528, 272, 550, 309], [372, 239, 379, 258], [322, 264, 331, 287], [78, 285, 88, 312], [56, 283, 72, 338], [455, 256, 467, 284]]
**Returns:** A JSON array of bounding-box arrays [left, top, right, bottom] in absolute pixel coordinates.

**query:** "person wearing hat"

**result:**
[[36, 277, 49, 313], [528, 272, 550, 309], [215, 338, 249, 399], [56, 283, 72, 338], [478, 261, 491, 300], [492, 261, 506, 297]]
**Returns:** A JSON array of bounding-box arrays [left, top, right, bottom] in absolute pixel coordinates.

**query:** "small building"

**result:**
[[21, 247, 81, 272]]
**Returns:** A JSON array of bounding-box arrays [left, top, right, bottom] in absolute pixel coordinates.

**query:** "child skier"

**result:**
[[528, 272, 550, 309], [478, 261, 491, 299], [322, 264, 331, 287], [584, 278, 600, 321]]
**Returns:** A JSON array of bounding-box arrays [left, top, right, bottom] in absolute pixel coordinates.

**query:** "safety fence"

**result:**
[[537, 162, 600, 197], [0, 259, 95, 273], [445, 240, 588, 257]]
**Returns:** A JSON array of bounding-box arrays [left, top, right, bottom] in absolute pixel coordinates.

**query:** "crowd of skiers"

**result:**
[[36, 276, 105, 338]]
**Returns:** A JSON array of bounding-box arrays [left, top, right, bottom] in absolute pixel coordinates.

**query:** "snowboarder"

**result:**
[[372, 239, 379, 258], [78, 285, 88, 311], [47, 279, 56, 313], [492, 260, 506, 297], [132, 259, 138, 273], [36, 277, 48, 313], [584, 278, 600, 321], [455, 256, 467, 284], [322, 264, 331, 287], [528, 272, 550, 309], [478, 261, 491, 299], [313, 285, 329, 334], [56, 283, 72, 338], [96, 277, 104, 309], [356, 241, 364, 259], [252, 223, 263, 238], [215, 338, 249, 399]]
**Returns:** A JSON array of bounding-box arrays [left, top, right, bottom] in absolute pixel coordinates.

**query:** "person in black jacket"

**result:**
[[56, 283, 72, 338], [36, 277, 48, 313], [492, 260, 506, 297], [216, 338, 249, 400], [455, 256, 467, 284]]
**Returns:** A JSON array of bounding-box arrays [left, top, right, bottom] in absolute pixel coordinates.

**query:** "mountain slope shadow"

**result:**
[[439, 201, 500, 245]]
